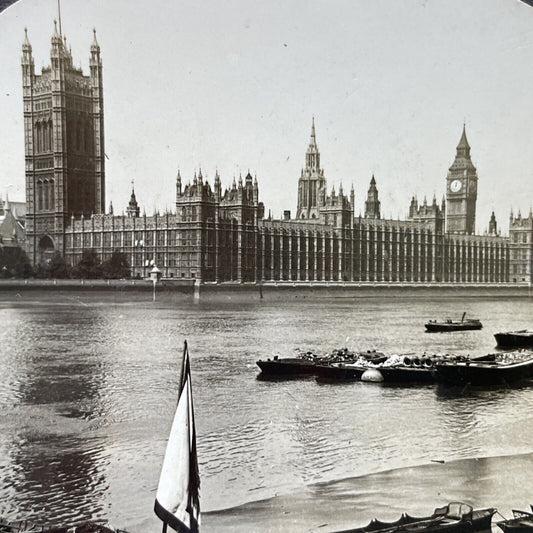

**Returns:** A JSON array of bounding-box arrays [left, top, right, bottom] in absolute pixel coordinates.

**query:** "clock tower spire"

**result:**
[[445, 124, 478, 234]]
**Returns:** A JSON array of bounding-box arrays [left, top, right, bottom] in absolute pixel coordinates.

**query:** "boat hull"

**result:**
[[434, 358, 533, 386], [497, 519, 533, 532], [379, 365, 435, 383], [256, 358, 318, 375], [332, 505, 495, 533], [495, 332, 533, 348], [425, 322, 482, 332], [315, 363, 367, 381]]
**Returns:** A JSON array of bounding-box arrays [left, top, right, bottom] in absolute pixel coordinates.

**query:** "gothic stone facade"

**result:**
[[509, 211, 533, 283], [62, 123, 509, 283], [22, 25, 105, 266], [23, 28, 512, 283]]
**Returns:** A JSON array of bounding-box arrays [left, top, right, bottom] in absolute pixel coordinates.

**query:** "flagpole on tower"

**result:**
[[57, 0, 62, 35]]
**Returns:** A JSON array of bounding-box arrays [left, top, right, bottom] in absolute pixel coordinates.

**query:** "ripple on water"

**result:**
[[2, 292, 533, 523]]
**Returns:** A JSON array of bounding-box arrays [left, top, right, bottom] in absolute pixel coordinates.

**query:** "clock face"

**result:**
[[450, 179, 462, 193]]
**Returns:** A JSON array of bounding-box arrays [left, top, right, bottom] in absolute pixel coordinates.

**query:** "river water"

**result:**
[[0, 288, 532, 532]]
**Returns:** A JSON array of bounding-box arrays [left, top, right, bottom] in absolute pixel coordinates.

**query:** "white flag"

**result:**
[[155, 341, 200, 532]]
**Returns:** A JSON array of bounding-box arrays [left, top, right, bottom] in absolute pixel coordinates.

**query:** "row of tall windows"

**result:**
[[36, 179, 54, 211], [300, 182, 318, 208], [34, 120, 53, 153], [69, 121, 93, 153]]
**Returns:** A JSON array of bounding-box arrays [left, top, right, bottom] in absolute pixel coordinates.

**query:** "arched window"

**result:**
[[37, 180, 42, 211], [35, 122, 41, 153], [49, 179, 55, 211], [43, 180, 49, 211], [42, 122, 48, 153], [47, 120, 53, 151]]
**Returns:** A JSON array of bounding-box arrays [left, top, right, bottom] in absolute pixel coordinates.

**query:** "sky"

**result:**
[[1, 0, 533, 234]]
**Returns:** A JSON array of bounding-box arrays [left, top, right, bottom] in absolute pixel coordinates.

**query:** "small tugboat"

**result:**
[[495, 330, 533, 348], [434, 351, 533, 386], [425, 312, 482, 332], [332, 502, 496, 533], [497, 508, 533, 532]]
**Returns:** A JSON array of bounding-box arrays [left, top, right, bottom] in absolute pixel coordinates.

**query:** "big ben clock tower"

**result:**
[[445, 125, 478, 234]]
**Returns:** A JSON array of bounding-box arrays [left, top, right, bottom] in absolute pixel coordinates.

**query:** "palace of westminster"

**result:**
[[5, 24, 533, 284]]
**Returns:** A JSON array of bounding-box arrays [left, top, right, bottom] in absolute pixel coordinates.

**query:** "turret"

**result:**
[[90, 27, 105, 214], [214, 170, 221, 201], [21, 28, 34, 79], [305, 117, 320, 171], [409, 196, 418, 218], [253, 174, 259, 203], [488, 211, 497, 236], [126, 186, 140, 217], [364, 175, 381, 219], [176, 170, 182, 196]]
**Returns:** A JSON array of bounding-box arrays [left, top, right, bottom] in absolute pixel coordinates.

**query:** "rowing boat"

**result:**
[[332, 502, 495, 533]]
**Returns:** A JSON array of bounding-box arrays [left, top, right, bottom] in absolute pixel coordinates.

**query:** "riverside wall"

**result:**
[[0, 278, 530, 300]]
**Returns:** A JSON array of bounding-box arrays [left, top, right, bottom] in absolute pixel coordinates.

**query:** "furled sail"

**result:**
[[154, 341, 200, 533]]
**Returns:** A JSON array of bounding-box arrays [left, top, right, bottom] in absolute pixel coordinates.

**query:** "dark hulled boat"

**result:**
[[315, 362, 368, 381], [495, 330, 533, 348], [316, 360, 437, 383], [497, 509, 533, 532], [256, 349, 386, 376], [434, 352, 533, 386], [0, 520, 126, 532], [316, 354, 474, 383], [425, 313, 482, 332], [332, 502, 496, 533], [378, 364, 436, 383], [256, 356, 319, 375]]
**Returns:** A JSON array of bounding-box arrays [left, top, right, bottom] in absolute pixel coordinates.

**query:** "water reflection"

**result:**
[[2, 291, 533, 529], [1, 305, 110, 525]]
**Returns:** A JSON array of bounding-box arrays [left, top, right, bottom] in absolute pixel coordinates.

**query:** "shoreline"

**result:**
[[0, 278, 530, 299], [198, 451, 533, 533]]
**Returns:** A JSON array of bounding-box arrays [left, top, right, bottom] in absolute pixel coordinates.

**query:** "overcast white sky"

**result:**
[[1, 0, 533, 234]]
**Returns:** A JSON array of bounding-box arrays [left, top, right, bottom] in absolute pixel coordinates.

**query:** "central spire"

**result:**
[[309, 116, 317, 150], [305, 117, 320, 171]]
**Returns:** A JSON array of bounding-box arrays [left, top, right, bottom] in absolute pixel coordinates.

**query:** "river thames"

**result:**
[[0, 287, 532, 532]]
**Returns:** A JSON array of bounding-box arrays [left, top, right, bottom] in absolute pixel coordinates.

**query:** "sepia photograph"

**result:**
[[1, 0, 533, 532]]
